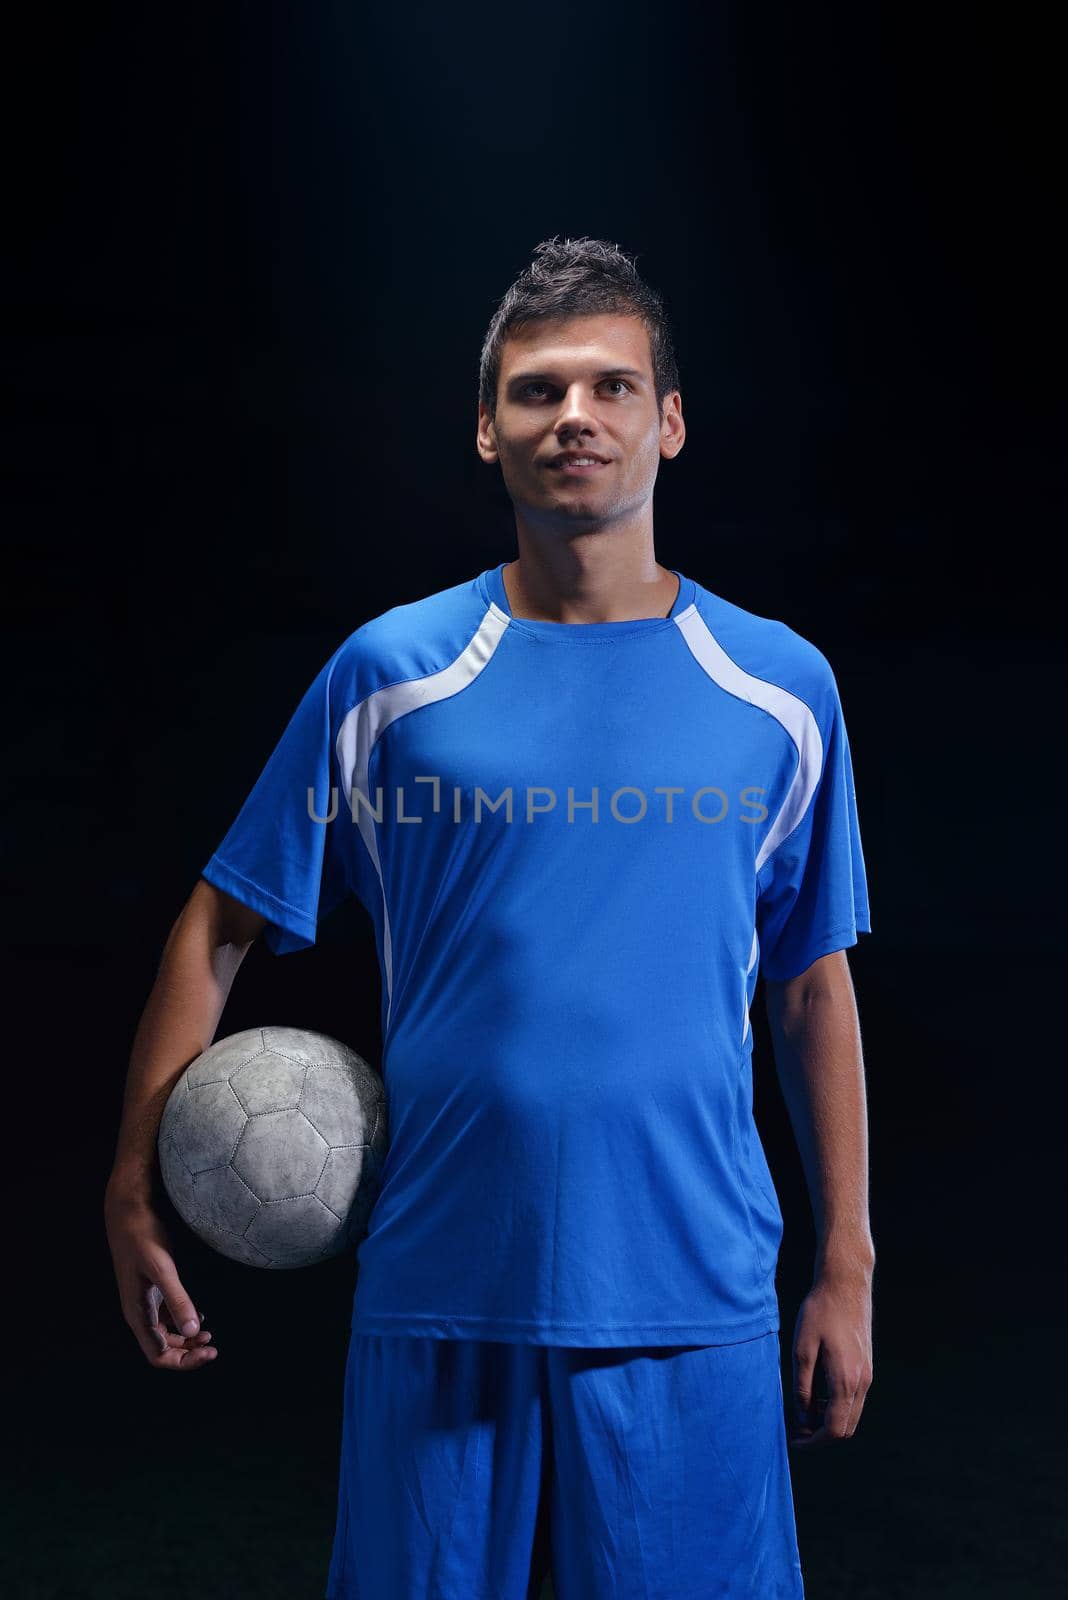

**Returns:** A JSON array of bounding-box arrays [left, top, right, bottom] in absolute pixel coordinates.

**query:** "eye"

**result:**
[[519, 379, 631, 398]]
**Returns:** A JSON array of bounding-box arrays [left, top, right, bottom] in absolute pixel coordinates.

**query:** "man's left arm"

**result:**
[[764, 947, 875, 1449]]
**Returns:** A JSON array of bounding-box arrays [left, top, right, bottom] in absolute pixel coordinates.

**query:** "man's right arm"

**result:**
[[103, 877, 268, 1370]]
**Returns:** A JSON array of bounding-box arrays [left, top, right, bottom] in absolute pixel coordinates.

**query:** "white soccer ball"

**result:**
[[158, 1026, 389, 1269]]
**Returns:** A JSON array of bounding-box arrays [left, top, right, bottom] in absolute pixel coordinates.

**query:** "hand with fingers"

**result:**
[[104, 1187, 219, 1371], [788, 1262, 873, 1448]]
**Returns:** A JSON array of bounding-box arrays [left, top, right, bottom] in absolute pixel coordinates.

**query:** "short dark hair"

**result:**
[[478, 236, 679, 424]]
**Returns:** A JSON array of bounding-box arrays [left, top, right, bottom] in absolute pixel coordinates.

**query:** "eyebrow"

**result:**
[[507, 367, 645, 386]]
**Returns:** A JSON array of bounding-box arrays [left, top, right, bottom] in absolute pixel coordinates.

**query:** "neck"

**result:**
[[503, 536, 678, 624]]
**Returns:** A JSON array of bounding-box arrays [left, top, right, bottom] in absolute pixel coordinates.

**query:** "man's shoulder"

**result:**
[[688, 579, 836, 703], [325, 569, 493, 700]]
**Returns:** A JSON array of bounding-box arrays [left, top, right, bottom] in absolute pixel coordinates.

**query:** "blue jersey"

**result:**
[[202, 563, 871, 1345]]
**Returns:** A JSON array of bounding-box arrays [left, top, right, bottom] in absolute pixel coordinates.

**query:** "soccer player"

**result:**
[[105, 236, 875, 1599]]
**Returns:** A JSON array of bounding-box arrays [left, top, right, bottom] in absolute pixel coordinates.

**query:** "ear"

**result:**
[[476, 401, 499, 463]]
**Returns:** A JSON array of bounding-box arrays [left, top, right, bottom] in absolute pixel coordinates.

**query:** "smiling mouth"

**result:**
[[549, 459, 610, 473]]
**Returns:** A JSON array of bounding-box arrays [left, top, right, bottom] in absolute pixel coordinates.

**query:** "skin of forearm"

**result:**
[[765, 958, 875, 1279], [105, 892, 251, 1205]]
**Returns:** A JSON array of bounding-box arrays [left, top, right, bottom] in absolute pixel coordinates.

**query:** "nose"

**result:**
[[554, 384, 599, 443]]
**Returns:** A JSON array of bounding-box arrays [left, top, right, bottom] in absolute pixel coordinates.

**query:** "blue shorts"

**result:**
[[325, 1329, 805, 1599]]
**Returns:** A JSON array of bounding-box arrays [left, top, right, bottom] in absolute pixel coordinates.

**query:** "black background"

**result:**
[[5, 4, 1065, 1597]]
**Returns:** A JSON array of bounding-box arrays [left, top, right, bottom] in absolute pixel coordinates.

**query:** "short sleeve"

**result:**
[[201, 643, 355, 956], [755, 658, 872, 982]]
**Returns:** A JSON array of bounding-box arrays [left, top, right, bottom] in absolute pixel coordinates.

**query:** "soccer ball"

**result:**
[[158, 1026, 389, 1269]]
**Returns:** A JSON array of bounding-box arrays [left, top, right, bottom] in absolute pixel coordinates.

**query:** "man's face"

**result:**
[[476, 313, 684, 532]]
